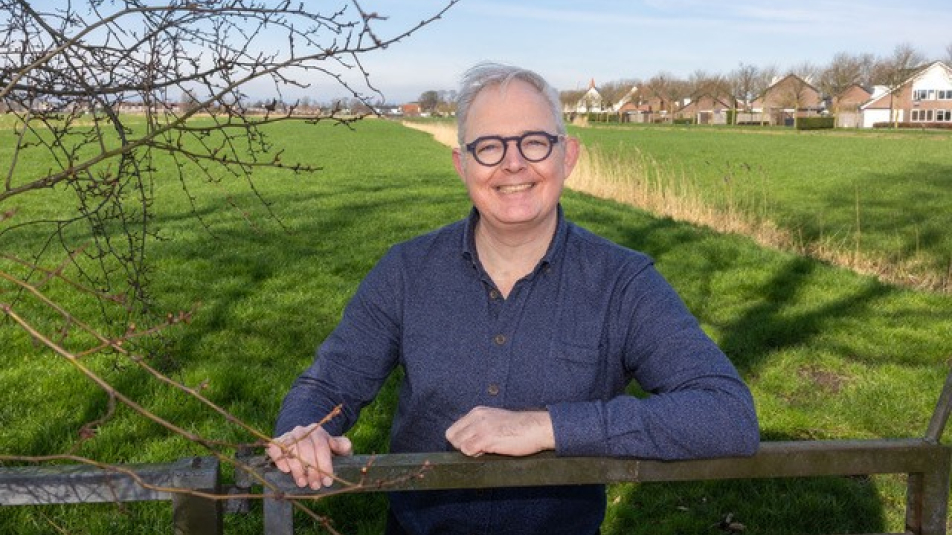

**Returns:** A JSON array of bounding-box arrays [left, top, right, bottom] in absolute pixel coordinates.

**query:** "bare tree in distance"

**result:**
[[871, 42, 927, 126], [0, 0, 455, 529], [751, 64, 779, 125], [787, 61, 820, 85], [729, 63, 760, 123], [946, 42, 952, 65], [818, 52, 876, 98], [418, 89, 441, 113], [597, 79, 639, 112], [640, 71, 689, 120], [688, 70, 731, 101]]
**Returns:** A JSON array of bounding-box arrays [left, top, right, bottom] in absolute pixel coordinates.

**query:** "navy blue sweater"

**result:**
[[276, 207, 759, 534]]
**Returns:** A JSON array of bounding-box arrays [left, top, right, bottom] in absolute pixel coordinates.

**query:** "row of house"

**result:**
[[571, 61, 952, 129]]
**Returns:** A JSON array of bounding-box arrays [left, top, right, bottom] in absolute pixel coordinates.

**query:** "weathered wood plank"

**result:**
[[259, 440, 952, 534], [0, 456, 218, 506], [261, 439, 950, 495]]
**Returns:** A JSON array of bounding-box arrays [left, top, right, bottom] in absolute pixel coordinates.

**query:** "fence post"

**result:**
[[263, 471, 295, 535], [925, 367, 952, 444], [904, 448, 952, 535], [905, 366, 952, 535], [171, 456, 222, 535]]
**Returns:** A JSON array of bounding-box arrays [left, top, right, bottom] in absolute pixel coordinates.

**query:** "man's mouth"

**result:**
[[496, 183, 534, 194]]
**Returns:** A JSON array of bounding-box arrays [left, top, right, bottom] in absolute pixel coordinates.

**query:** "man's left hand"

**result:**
[[445, 407, 555, 457]]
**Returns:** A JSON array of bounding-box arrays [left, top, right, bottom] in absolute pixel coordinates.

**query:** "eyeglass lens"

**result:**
[[469, 132, 556, 166]]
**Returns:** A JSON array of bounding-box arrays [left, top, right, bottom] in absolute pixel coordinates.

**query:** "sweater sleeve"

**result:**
[[274, 249, 403, 437], [548, 264, 759, 460]]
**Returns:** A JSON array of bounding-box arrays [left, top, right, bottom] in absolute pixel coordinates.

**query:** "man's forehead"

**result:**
[[466, 82, 556, 132], [473, 78, 539, 102]]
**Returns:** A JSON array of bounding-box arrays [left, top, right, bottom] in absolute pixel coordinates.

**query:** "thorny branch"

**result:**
[[0, 263, 408, 531], [1, 0, 457, 316], [0, 0, 458, 530]]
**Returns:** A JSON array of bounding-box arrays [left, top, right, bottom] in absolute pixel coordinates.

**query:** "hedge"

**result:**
[[795, 117, 835, 130], [872, 121, 952, 130]]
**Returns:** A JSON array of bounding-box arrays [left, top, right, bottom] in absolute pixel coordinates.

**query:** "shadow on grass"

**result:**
[[604, 472, 887, 535], [777, 161, 952, 283]]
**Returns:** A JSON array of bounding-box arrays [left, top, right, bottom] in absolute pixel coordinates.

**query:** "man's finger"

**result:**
[[330, 435, 353, 456], [266, 443, 292, 473], [298, 431, 330, 489]]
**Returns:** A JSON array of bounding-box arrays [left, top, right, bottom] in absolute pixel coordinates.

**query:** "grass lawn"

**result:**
[[572, 123, 952, 291], [2, 118, 952, 534]]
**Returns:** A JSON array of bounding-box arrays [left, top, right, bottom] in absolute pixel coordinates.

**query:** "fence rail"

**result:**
[[259, 440, 952, 535], [3, 368, 952, 535], [0, 456, 221, 534]]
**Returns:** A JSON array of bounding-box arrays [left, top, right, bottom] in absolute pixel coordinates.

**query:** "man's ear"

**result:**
[[561, 136, 581, 178], [452, 147, 466, 183]]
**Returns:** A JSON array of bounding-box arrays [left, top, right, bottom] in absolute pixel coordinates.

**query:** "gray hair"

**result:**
[[455, 62, 565, 147]]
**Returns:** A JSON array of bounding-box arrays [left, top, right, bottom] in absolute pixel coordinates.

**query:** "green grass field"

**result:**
[[2, 118, 952, 534], [573, 123, 952, 291]]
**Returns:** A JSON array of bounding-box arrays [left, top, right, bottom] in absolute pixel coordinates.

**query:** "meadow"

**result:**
[[571, 123, 952, 293], [2, 118, 952, 534]]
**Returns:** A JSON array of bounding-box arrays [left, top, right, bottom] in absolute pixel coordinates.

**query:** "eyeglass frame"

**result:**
[[462, 131, 562, 167]]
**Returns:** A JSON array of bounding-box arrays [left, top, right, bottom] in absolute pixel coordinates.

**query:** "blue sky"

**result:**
[[23, 0, 952, 104], [322, 0, 952, 103]]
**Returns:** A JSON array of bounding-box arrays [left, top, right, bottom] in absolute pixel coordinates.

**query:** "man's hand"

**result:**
[[445, 407, 555, 457], [267, 423, 353, 490]]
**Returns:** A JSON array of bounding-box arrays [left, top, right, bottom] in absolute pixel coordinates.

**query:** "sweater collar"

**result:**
[[461, 205, 567, 272]]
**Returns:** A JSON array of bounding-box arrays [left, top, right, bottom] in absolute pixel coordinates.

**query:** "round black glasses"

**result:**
[[463, 131, 561, 167]]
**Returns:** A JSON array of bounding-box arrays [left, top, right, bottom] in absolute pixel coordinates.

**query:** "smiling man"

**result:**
[[269, 62, 759, 535]]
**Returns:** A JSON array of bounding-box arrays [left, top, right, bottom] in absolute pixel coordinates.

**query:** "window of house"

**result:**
[[937, 110, 952, 122], [912, 109, 936, 122], [915, 89, 944, 100]]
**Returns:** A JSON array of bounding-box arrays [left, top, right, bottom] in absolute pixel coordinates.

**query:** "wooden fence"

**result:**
[[0, 456, 221, 534], [3, 368, 952, 534]]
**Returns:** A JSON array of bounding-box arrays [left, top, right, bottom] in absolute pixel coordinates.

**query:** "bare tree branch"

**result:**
[[0, 1, 457, 527]]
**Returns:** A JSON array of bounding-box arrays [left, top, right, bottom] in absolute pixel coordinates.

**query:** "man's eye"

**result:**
[[477, 142, 502, 154]]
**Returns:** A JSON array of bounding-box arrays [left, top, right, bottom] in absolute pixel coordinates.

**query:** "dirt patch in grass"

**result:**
[[798, 365, 849, 395]]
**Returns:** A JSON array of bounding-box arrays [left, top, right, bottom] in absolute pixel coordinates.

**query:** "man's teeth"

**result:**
[[497, 183, 533, 194]]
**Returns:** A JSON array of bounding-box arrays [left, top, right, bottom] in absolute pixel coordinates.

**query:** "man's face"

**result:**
[[453, 79, 579, 234]]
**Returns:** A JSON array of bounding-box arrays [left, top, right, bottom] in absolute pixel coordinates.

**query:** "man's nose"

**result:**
[[501, 139, 527, 170]]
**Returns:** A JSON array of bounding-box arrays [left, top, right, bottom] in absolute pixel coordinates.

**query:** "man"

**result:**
[[269, 63, 759, 534]]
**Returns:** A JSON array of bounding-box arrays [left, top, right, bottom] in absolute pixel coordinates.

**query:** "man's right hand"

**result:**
[[267, 423, 353, 490]]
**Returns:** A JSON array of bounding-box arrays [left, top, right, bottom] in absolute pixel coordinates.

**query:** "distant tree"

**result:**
[[872, 43, 927, 126], [179, 90, 202, 114], [750, 65, 779, 126], [788, 61, 820, 85], [597, 79, 639, 111], [559, 88, 586, 114], [819, 52, 868, 97], [785, 73, 821, 127], [644, 72, 689, 117], [753, 64, 779, 98], [688, 70, 731, 100], [729, 63, 760, 115], [945, 42, 952, 65], [418, 90, 441, 113], [349, 97, 373, 115]]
